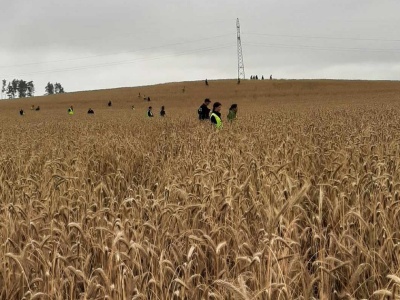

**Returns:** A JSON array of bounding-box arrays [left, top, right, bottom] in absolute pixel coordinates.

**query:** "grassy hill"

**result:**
[[2, 79, 400, 116]]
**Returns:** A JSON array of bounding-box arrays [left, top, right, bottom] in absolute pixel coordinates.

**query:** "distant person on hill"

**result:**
[[210, 102, 223, 129], [147, 106, 154, 117], [35, 106, 40, 111], [160, 106, 166, 117], [132, 105, 135, 110], [198, 98, 211, 120], [227, 104, 238, 121], [270, 74, 272, 80], [205, 79, 208, 86], [262, 75, 264, 80], [108, 100, 112, 107], [182, 86, 185, 93], [237, 78, 241, 84], [19, 109, 25, 116], [138, 92, 141, 98], [147, 97, 151, 102], [255, 75, 258, 80], [68, 106, 74, 115], [87, 108, 94, 114], [31, 105, 35, 110]]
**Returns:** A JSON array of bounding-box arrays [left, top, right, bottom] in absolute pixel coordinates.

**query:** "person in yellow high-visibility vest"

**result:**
[[210, 102, 223, 129], [68, 105, 74, 115]]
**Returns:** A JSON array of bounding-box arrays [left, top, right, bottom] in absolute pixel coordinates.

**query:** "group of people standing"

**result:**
[[147, 106, 166, 117], [19, 98, 237, 130], [198, 98, 237, 129]]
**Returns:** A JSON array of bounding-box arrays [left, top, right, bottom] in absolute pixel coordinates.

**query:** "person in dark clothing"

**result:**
[[35, 106, 40, 111], [147, 106, 154, 117], [108, 101, 112, 107], [160, 106, 166, 117], [19, 109, 24, 116], [210, 102, 222, 129], [205, 79, 208, 86], [87, 108, 94, 114], [198, 98, 211, 120]]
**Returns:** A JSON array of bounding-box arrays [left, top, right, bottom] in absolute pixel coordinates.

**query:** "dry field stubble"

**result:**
[[1, 80, 400, 299]]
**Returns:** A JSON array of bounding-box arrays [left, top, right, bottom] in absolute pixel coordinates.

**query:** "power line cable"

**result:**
[[0, 33, 234, 69], [3, 44, 235, 77], [243, 32, 400, 43], [244, 42, 400, 53]]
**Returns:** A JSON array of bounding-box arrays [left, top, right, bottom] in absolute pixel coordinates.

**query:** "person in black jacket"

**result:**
[[147, 106, 154, 117], [87, 108, 94, 114], [160, 106, 166, 117], [198, 98, 211, 120]]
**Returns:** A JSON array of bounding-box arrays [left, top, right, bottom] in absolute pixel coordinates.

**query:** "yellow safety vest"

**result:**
[[211, 113, 223, 129], [68, 109, 74, 115]]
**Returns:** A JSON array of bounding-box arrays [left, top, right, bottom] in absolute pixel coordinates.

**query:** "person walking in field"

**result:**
[[198, 98, 211, 120], [147, 106, 154, 117], [210, 102, 223, 129], [68, 106, 74, 115], [108, 100, 112, 107], [19, 109, 25, 116], [227, 104, 238, 121], [160, 106, 166, 117]]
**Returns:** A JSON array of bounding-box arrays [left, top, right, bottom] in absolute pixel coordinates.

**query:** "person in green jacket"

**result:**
[[227, 104, 238, 121]]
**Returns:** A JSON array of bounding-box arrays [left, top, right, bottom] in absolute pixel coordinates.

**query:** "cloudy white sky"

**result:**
[[1, 0, 400, 95]]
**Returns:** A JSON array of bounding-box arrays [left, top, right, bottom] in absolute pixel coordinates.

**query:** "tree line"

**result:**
[[1, 79, 65, 99], [1, 79, 35, 99], [45, 82, 65, 95]]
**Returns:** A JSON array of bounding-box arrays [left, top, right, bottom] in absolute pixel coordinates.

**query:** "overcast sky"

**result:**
[[1, 0, 400, 95]]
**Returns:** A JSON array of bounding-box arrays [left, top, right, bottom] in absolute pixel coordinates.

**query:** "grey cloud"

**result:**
[[1, 0, 400, 93]]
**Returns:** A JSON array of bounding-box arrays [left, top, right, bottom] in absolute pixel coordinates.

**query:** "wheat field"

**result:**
[[1, 79, 400, 299]]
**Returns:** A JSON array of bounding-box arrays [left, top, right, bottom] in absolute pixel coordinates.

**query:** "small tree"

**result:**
[[27, 81, 35, 97], [1, 79, 6, 99], [11, 79, 19, 95], [54, 82, 65, 94], [6, 83, 15, 99], [17, 80, 28, 98], [45, 82, 54, 95]]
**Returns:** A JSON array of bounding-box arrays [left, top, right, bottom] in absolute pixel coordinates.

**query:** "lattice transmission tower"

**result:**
[[236, 18, 245, 80]]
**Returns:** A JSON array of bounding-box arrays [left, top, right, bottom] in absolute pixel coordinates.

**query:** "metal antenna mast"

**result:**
[[236, 18, 245, 80]]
